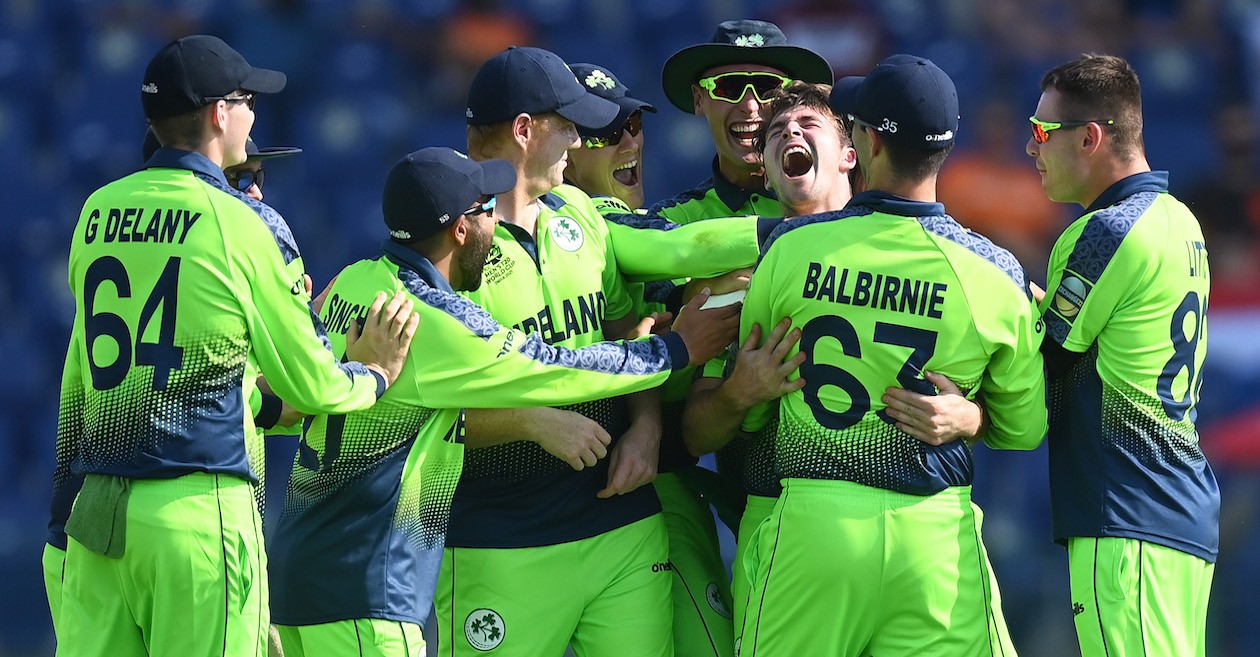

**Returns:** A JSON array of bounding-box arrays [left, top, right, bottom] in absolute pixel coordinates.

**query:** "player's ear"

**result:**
[[691, 84, 705, 114], [450, 216, 470, 247], [839, 144, 858, 172], [511, 113, 532, 148], [1082, 121, 1106, 156], [207, 100, 229, 134]]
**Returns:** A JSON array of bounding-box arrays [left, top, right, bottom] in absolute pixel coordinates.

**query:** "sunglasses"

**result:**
[[1029, 116, 1114, 143], [698, 71, 791, 104], [207, 93, 257, 111], [462, 196, 497, 218], [226, 167, 264, 192], [584, 111, 643, 149]]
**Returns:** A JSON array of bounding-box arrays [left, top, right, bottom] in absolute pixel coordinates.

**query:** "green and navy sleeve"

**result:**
[[322, 256, 684, 411], [971, 276, 1047, 450], [218, 193, 385, 414]]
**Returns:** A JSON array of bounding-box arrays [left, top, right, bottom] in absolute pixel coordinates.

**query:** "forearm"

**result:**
[[463, 407, 550, 449], [682, 379, 751, 456]]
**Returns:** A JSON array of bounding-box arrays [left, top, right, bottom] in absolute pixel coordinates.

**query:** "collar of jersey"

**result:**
[[140, 147, 230, 187], [846, 189, 945, 218], [1083, 170, 1169, 216], [380, 239, 455, 294], [710, 156, 777, 213]]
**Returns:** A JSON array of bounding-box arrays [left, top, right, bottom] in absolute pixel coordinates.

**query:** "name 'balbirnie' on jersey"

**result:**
[[741, 191, 1048, 494]]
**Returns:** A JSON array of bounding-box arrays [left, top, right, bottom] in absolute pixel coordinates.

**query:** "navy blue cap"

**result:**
[[829, 54, 958, 150], [142, 35, 285, 121], [142, 128, 300, 162], [662, 19, 833, 113], [568, 63, 657, 139], [466, 46, 619, 130], [383, 148, 517, 242]]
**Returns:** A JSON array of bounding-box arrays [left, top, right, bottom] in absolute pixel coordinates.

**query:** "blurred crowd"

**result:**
[[2, 0, 1259, 655]]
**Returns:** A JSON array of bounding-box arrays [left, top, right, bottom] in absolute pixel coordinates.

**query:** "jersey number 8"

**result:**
[[1156, 290, 1206, 422]]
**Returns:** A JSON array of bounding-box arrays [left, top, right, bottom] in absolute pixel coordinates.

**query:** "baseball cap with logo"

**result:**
[[465, 46, 619, 130], [661, 19, 833, 114], [568, 63, 657, 139], [829, 54, 959, 150], [141, 35, 286, 121], [382, 148, 517, 242]]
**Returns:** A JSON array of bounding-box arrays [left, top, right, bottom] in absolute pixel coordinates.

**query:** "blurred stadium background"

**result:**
[[2, 0, 1259, 655]]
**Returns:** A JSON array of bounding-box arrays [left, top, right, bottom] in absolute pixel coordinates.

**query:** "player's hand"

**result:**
[[597, 420, 660, 498], [345, 291, 420, 386], [685, 267, 752, 301], [882, 371, 983, 446], [723, 318, 808, 409], [1029, 281, 1046, 304], [671, 288, 742, 366], [625, 311, 674, 339], [313, 275, 337, 314], [532, 407, 612, 470]]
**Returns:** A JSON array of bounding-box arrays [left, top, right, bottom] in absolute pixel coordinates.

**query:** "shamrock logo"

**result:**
[[465, 608, 506, 650], [735, 34, 765, 47], [550, 216, 585, 252], [585, 70, 615, 90]]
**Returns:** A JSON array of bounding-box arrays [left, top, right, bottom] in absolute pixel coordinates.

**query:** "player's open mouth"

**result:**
[[781, 145, 813, 178], [729, 122, 761, 145], [612, 159, 639, 187]]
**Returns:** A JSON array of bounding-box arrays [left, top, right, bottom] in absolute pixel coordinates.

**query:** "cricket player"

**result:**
[[681, 80, 986, 650], [650, 19, 832, 224], [563, 61, 738, 657], [42, 128, 306, 641], [437, 46, 776, 657], [269, 147, 739, 657], [1028, 53, 1218, 657], [50, 35, 417, 657], [736, 55, 1046, 657]]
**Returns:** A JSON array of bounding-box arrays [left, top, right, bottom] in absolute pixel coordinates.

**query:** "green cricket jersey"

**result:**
[[587, 191, 777, 472], [647, 157, 784, 225], [741, 191, 1047, 495], [451, 184, 769, 548], [1039, 171, 1219, 561], [270, 241, 688, 626], [49, 148, 384, 548]]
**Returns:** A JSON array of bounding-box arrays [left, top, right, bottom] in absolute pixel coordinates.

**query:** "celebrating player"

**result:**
[[650, 19, 832, 223], [267, 147, 739, 657], [562, 61, 739, 657], [1028, 53, 1219, 657], [49, 35, 418, 657], [682, 80, 986, 650], [437, 44, 785, 656], [735, 55, 1047, 657]]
